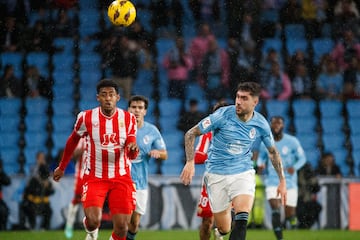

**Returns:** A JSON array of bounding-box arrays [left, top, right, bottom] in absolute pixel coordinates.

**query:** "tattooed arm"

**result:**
[[268, 145, 287, 205], [180, 125, 202, 185]]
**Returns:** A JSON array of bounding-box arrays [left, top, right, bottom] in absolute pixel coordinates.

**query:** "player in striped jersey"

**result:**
[[126, 95, 168, 240], [53, 79, 139, 240], [180, 82, 286, 240]]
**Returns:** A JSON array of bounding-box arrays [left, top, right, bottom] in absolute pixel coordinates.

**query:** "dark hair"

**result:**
[[212, 100, 229, 112], [96, 79, 119, 94], [270, 115, 285, 122], [236, 82, 262, 97], [128, 95, 149, 109]]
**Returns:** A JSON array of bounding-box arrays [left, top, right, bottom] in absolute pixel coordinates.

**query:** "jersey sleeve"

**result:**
[[292, 137, 307, 170]]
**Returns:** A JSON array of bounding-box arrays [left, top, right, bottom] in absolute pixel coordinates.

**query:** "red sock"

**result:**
[[111, 231, 125, 240]]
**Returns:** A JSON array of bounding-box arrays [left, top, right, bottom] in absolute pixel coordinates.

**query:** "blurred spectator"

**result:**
[[333, 0, 359, 37], [297, 162, 321, 229], [169, 0, 184, 36], [199, 37, 230, 104], [199, 0, 220, 27], [189, 0, 201, 25], [177, 99, 206, 133], [343, 56, 360, 99], [126, 21, 153, 45], [301, 0, 322, 39], [163, 36, 193, 101], [149, 0, 169, 32], [315, 152, 342, 178], [23, 20, 52, 52], [53, 9, 76, 38], [239, 13, 258, 52], [331, 28, 360, 71], [29, 151, 47, 177], [0, 64, 22, 98], [0, 16, 21, 52], [104, 35, 139, 100], [279, 0, 302, 25], [315, 58, 344, 100], [286, 49, 313, 79], [260, 61, 292, 100], [291, 63, 313, 99], [18, 164, 54, 230], [3, 0, 31, 27], [0, 159, 11, 230], [188, 23, 215, 82], [23, 65, 52, 99], [260, 48, 284, 79]]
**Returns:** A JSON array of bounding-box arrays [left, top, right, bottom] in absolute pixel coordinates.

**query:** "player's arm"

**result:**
[[267, 145, 287, 205], [180, 125, 202, 185], [53, 131, 81, 182], [149, 149, 167, 160]]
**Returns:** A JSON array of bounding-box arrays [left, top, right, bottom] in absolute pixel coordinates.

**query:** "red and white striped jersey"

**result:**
[[194, 132, 212, 164], [73, 107, 137, 180]]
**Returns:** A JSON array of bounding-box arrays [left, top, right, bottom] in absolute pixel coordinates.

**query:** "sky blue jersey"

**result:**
[[257, 133, 306, 189], [131, 121, 166, 190], [198, 105, 275, 175]]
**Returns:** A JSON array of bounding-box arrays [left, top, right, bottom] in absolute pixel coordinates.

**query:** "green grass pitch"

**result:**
[[0, 229, 359, 240]]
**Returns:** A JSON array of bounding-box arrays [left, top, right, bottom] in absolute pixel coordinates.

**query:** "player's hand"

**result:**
[[127, 142, 139, 153], [180, 161, 195, 186], [257, 164, 265, 174], [149, 150, 161, 159], [277, 178, 287, 206], [53, 167, 64, 182]]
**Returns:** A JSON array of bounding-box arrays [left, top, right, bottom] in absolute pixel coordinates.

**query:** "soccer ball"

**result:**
[[107, 0, 136, 27]]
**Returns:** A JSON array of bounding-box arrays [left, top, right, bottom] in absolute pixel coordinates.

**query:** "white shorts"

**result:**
[[204, 170, 256, 213], [265, 186, 298, 207], [135, 189, 148, 215]]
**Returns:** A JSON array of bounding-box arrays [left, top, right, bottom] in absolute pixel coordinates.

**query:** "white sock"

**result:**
[[66, 203, 79, 228]]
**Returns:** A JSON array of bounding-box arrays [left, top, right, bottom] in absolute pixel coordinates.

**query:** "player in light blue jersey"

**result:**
[[257, 116, 306, 240], [180, 82, 286, 240], [127, 95, 168, 240]]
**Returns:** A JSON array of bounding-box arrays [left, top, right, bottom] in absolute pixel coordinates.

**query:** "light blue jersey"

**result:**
[[131, 121, 166, 190], [198, 105, 275, 175], [257, 133, 306, 189]]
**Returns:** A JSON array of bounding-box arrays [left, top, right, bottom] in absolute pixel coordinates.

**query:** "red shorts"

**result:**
[[197, 183, 213, 218], [81, 178, 136, 215]]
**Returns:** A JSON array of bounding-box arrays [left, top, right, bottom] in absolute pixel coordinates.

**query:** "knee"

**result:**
[[113, 220, 128, 237], [86, 216, 102, 230]]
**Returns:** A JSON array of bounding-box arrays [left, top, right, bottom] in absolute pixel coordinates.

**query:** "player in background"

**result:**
[[194, 101, 229, 240], [53, 79, 139, 240], [64, 138, 86, 239], [126, 95, 168, 240], [180, 82, 286, 240], [257, 116, 306, 240]]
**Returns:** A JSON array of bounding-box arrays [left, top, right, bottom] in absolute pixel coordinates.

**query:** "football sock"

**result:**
[[66, 203, 79, 228], [229, 212, 248, 240], [126, 231, 137, 240], [272, 209, 283, 240]]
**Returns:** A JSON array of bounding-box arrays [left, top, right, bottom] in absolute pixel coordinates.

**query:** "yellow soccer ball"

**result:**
[[107, 0, 136, 27]]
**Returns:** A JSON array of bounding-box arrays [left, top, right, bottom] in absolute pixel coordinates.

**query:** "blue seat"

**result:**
[[0, 52, 23, 78], [185, 82, 206, 101], [352, 150, 360, 177], [320, 117, 344, 134], [262, 38, 282, 55], [26, 52, 50, 77], [162, 131, 183, 150], [265, 100, 290, 119], [52, 84, 75, 102], [159, 117, 179, 133], [286, 39, 308, 56], [322, 133, 345, 151], [294, 117, 318, 134], [156, 38, 175, 64], [53, 37, 74, 55], [79, 99, 98, 111], [332, 149, 350, 176], [24, 132, 48, 148], [52, 115, 75, 133], [79, 85, 98, 101], [296, 133, 319, 150], [0, 98, 22, 116], [350, 134, 360, 151], [161, 149, 184, 176], [292, 99, 316, 118], [319, 100, 343, 118], [52, 99, 74, 117], [259, 9, 279, 23], [159, 98, 183, 117], [348, 118, 360, 135], [311, 38, 335, 64], [0, 147, 19, 174], [305, 149, 321, 169], [25, 97, 48, 116], [78, 53, 102, 71], [284, 24, 306, 40], [52, 71, 74, 85], [52, 132, 69, 155], [195, 164, 206, 176], [346, 100, 360, 119], [25, 115, 48, 132], [53, 53, 74, 72], [0, 132, 19, 148], [0, 116, 20, 133], [79, 39, 100, 54]]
